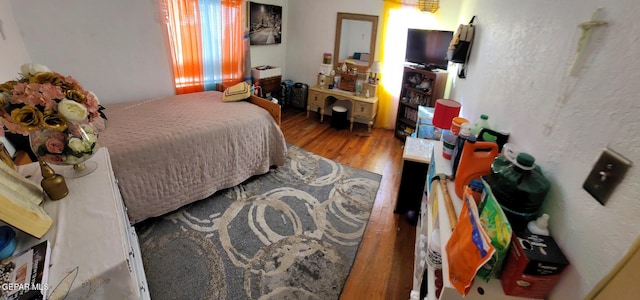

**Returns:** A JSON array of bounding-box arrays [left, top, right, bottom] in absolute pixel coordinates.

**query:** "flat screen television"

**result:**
[[405, 29, 454, 70]]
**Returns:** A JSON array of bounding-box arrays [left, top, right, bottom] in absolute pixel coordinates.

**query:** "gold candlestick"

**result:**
[[39, 158, 69, 200]]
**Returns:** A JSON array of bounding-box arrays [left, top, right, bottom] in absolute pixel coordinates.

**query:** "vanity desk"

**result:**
[[307, 85, 378, 132]]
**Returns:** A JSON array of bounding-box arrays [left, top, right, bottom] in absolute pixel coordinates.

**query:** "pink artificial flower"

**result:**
[[85, 91, 99, 114], [10, 82, 26, 95], [39, 83, 64, 109], [10, 82, 31, 105], [50, 131, 67, 142], [45, 136, 65, 154], [60, 73, 84, 91], [13, 82, 64, 110], [44, 154, 64, 164], [68, 122, 84, 138], [0, 115, 29, 135]]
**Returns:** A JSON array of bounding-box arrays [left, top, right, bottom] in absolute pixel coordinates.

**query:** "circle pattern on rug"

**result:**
[[243, 235, 347, 299], [141, 231, 226, 299]]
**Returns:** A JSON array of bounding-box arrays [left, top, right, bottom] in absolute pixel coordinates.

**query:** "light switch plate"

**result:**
[[583, 148, 632, 205]]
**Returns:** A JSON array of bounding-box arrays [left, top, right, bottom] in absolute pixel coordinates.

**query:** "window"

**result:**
[[160, 0, 245, 94]]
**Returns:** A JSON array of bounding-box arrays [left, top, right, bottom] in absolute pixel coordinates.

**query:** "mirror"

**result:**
[[333, 13, 378, 73]]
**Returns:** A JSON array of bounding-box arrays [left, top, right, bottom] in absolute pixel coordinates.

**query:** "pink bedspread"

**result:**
[[100, 91, 287, 223]]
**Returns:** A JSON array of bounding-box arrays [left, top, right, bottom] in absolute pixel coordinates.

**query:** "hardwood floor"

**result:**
[[280, 109, 417, 300]]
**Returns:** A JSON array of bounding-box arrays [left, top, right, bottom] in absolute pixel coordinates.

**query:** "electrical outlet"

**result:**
[[583, 148, 632, 205]]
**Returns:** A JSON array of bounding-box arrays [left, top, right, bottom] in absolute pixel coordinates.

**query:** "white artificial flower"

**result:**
[[81, 124, 96, 135], [58, 98, 88, 122], [84, 132, 98, 144], [68, 137, 91, 153], [20, 63, 50, 76], [65, 154, 90, 165]]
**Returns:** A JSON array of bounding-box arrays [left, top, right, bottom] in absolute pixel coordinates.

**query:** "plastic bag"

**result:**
[[445, 186, 495, 296], [476, 177, 513, 281]]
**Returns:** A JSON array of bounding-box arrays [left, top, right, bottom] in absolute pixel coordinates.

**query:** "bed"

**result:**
[[100, 91, 287, 224]]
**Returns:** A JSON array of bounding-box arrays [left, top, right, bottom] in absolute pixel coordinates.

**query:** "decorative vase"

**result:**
[[38, 158, 69, 200], [29, 121, 101, 178]]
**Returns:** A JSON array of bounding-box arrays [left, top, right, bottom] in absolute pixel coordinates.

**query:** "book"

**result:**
[[0, 240, 51, 300], [0, 161, 52, 238]]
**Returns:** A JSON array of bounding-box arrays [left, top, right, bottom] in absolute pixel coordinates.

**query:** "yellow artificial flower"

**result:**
[[30, 72, 63, 85], [0, 93, 8, 107], [41, 110, 68, 132], [0, 81, 16, 94], [66, 89, 86, 103], [11, 106, 43, 131]]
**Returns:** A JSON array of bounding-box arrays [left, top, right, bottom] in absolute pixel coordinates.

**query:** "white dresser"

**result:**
[[11, 148, 149, 300]]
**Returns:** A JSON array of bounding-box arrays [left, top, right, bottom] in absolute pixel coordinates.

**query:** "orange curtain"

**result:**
[[220, 0, 244, 87], [163, 0, 204, 94], [375, 0, 403, 129], [161, 0, 245, 94]]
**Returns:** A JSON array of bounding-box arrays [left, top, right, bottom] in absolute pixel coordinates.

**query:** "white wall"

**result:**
[[8, 0, 289, 105], [285, 0, 383, 86], [451, 0, 640, 298], [9, 0, 176, 104], [285, 0, 462, 126], [0, 0, 30, 81], [0, 0, 31, 155]]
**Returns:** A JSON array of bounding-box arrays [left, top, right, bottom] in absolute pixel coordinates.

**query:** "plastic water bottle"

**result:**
[[485, 152, 551, 233], [471, 114, 490, 137]]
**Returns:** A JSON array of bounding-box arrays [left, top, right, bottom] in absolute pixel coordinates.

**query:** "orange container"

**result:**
[[451, 117, 469, 136], [454, 141, 499, 198]]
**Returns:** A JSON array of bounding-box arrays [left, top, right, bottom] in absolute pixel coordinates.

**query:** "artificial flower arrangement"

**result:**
[[0, 64, 107, 165]]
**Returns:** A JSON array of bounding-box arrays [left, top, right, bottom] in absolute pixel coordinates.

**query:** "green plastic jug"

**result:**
[[485, 152, 550, 233]]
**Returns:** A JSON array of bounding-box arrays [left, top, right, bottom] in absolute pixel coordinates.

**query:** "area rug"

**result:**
[[135, 144, 382, 300]]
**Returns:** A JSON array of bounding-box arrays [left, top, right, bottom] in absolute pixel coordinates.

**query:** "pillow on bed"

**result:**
[[223, 82, 251, 102]]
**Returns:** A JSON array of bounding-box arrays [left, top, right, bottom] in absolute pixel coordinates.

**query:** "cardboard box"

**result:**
[[319, 64, 333, 76], [251, 66, 281, 81], [501, 234, 570, 299]]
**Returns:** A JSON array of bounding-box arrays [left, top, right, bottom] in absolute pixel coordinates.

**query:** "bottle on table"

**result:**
[[471, 114, 490, 137], [39, 158, 69, 200], [527, 213, 551, 236], [451, 123, 475, 177], [485, 152, 551, 233]]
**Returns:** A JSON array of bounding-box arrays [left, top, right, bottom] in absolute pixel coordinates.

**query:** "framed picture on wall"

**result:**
[[248, 2, 282, 45]]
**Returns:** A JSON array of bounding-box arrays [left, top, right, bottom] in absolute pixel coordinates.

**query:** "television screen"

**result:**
[[405, 29, 454, 70]]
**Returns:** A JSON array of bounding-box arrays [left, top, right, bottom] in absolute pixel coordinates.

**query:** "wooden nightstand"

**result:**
[[255, 75, 281, 99], [395, 137, 434, 216], [10, 148, 149, 299]]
